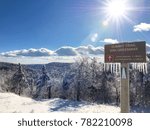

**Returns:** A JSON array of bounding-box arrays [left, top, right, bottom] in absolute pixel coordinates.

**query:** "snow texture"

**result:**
[[0, 93, 120, 113]]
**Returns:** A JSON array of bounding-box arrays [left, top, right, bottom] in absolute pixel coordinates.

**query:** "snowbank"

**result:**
[[0, 93, 120, 113]]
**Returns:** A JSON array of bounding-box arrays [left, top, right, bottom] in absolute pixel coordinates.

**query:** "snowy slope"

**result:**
[[0, 93, 120, 113]]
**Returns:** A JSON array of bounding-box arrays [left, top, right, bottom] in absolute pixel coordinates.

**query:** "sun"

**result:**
[[102, 0, 130, 25], [106, 0, 127, 18]]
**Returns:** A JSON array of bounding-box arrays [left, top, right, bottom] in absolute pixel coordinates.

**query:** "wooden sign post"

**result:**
[[121, 63, 129, 113], [105, 41, 146, 113]]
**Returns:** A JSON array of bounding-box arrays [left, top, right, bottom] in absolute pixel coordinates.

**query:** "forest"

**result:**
[[0, 57, 150, 108]]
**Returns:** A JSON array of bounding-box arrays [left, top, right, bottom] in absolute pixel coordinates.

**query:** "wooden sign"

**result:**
[[104, 41, 146, 113], [105, 41, 146, 63]]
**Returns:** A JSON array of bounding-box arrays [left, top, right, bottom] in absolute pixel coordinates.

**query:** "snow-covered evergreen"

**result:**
[[35, 65, 51, 99], [10, 63, 31, 96]]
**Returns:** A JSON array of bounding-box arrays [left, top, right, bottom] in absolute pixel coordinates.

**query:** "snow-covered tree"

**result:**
[[87, 58, 104, 102], [35, 65, 51, 99], [62, 57, 91, 101], [143, 73, 150, 106], [62, 57, 119, 103], [73, 57, 91, 101], [10, 63, 30, 96], [130, 69, 145, 106]]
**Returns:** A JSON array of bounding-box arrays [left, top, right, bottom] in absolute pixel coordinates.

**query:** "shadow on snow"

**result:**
[[49, 99, 89, 112], [131, 106, 150, 113]]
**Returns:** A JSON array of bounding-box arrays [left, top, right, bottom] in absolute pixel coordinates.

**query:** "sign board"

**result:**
[[105, 41, 146, 63], [104, 41, 146, 113]]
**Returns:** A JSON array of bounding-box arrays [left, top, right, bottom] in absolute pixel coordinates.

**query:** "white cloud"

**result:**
[[1, 43, 150, 64], [54, 45, 104, 56], [0, 45, 105, 64], [55, 46, 79, 56], [103, 38, 119, 44], [0, 45, 104, 58], [133, 23, 150, 32], [76, 45, 104, 55], [1, 48, 54, 57]]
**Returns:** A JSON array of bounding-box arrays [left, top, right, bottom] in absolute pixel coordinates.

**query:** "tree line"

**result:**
[[0, 57, 150, 107]]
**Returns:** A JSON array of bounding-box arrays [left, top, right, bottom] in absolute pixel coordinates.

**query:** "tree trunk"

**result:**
[[48, 86, 51, 99], [77, 82, 80, 101]]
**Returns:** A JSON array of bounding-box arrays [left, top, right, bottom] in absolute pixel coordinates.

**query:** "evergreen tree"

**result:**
[[10, 63, 30, 96], [35, 65, 51, 99]]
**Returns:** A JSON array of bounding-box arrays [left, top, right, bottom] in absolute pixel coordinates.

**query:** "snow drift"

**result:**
[[0, 93, 120, 113]]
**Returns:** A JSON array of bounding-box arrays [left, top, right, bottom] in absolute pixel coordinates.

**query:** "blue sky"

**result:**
[[0, 0, 150, 53]]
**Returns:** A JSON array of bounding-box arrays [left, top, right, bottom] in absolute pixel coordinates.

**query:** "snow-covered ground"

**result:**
[[0, 93, 120, 113]]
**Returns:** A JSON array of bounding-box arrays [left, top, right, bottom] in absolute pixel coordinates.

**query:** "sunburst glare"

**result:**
[[102, 0, 132, 25]]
